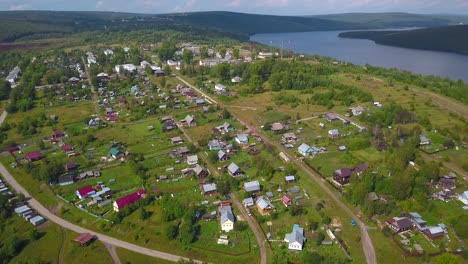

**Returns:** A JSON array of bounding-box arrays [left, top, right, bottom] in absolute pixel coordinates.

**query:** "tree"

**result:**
[[140, 208, 149, 220], [233, 48, 240, 59], [316, 232, 325, 245], [182, 50, 194, 65], [200, 46, 209, 59], [215, 63, 230, 81], [0, 80, 11, 100], [158, 43, 177, 62], [165, 224, 179, 240], [249, 74, 264, 93]]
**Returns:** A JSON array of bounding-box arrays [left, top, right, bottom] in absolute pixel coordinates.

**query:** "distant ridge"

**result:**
[[1, 10, 468, 42], [339, 25, 468, 55]]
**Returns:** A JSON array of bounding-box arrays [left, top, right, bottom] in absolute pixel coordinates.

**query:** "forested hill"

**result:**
[[1, 10, 467, 43], [338, 25, 468, 55], [313, 12, 468, 28]]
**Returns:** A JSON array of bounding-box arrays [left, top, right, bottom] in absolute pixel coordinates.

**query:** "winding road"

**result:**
[[0, 106, 202, 263], [175, 75, 377, 264]]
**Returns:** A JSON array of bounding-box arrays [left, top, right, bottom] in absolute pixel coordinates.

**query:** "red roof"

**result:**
[[114, 189, 146, 210], [77, 185, 94, 197], [105, 114, 118, 121], [50, 138, 58, 143], [53, 130, 64, 136], [61, 144, 73, 151], [8, 146, 19, 153], [386, 218, 396, 224], [74, 233, 95, 245], [25, 151, 43, 161], [119, 98, 126, 104], [282, 195, 291, 205]]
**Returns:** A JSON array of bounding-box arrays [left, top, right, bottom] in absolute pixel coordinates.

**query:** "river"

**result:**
[[250, 31, 468, 83]]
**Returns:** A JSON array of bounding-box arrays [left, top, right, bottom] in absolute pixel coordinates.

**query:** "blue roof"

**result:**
[[298, 143, 311, 154]]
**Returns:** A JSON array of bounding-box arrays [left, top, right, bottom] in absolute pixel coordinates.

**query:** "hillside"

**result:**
[[2, 11, 468, 43], [338, 25, 468, 55], [313, 12, 468, 28]]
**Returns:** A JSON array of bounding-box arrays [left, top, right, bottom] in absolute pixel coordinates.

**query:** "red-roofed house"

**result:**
[[61, 144, 74, 152], [105, 114, 118, 121], [25, 151, 43, 162], [119, 98, 126, 104], [53, 130, 64, 138], [113, 189, 147, 212], [8, 145, 20, 153], [76, 185, 95, 200], [282, 195, 292, 207], [50, 138, 58, 144]]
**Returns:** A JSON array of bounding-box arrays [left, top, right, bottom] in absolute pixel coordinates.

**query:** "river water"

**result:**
[[251, 31, 468, 83]]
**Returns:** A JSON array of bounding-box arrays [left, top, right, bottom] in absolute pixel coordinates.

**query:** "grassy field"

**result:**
[[10, 221, 112, 264], [116, 247, 175, 264]]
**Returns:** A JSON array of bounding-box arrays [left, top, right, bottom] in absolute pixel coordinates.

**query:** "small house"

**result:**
[[228, 162, 243, 177], [193, 164, 209, 178], [208, 139, 226, 151], [215, 84, 226, 92], [285, 175, 296, 183], [201, 183, 217, 196], [387, 217, 413, 233], [109, 147, 121, 159], [282, 133, 297, 143], [76, 185, 95, 200], [325, 112, 339, 122], [52, 130, 64, 138], [458, 191, 468, 205], [231, 76, 242, 83], [328, 129, 340, 139], [419, 136, 431, 145], [333, 168, 353, 185], [243, 197, 254, 207], [186, 155, 198, 165], [25, 151, 43, 162], [113, 189, 146, 212], [235, 134, 249, 145], [424, 226, 445, 240], [61, 144, 74, 152], [214, 122, 233, 134], [282, 195, 292, 207], [298, 143, 312, 156], [218, 150, 229, 161], [284, 225, 306, 250], [171, 136, 184, 144], [351, 106, 365, 116], [66, 162, 78, 171], [256, 197, 275, 215], [182, 115, 196, 127], [244, 180, 260, 193], [271, 122, 285, 133], [58, 175, 74, 186], [219, 204, 234, 232]]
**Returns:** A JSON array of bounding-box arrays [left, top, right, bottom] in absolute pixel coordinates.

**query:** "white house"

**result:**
[[215, 84, 226, 92], [231, 76, 242, 83], [235, 134, 249, 144], [351, 106, 365, 116], [221, 211, 234, 232], [186, 155, 198, 165], [297, 143, 311, 156], [284, 225, 306, 250], [104, 49, 114, 56], [115, 64, 137, 74], [6, 66, 21, 84], [458, 191, 468, 205], [167, 60, 179, 66]]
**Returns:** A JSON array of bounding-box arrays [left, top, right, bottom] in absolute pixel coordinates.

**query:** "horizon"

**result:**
[[1, 0, 468, 16], [1, 9, 468, 17]]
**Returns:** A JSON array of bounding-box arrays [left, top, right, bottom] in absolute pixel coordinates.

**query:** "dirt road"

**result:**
[[176, 74, 377, 264], [0, 163, 203, 263]]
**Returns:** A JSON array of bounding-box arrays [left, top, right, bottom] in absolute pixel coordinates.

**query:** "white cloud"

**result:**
[[9, 3, 30, 10]]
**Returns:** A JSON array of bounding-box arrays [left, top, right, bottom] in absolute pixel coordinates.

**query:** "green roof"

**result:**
[[109, 147, 120, 156]]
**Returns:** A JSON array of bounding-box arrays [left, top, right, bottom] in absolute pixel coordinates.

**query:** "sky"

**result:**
[[1, 0, 468, 15]]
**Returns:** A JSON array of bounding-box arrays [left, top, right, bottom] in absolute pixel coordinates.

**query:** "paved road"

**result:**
[[0, 111, 7, 125], [176, 74, 377, 264], [0, 163, 203, 263]]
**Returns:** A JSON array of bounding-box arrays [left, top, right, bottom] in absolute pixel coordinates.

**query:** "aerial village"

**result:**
[[1, 39, 466, 263]]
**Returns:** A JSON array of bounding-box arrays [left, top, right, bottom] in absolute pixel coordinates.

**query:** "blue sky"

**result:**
[[1, 0, 468, 15]]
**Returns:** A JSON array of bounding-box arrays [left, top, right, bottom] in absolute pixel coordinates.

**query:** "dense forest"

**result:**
[[339, 25, 468, 55], [2, 11, 468, 43]]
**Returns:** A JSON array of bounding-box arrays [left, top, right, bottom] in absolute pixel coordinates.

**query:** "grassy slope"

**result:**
[[339, 25, 468, 54]]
